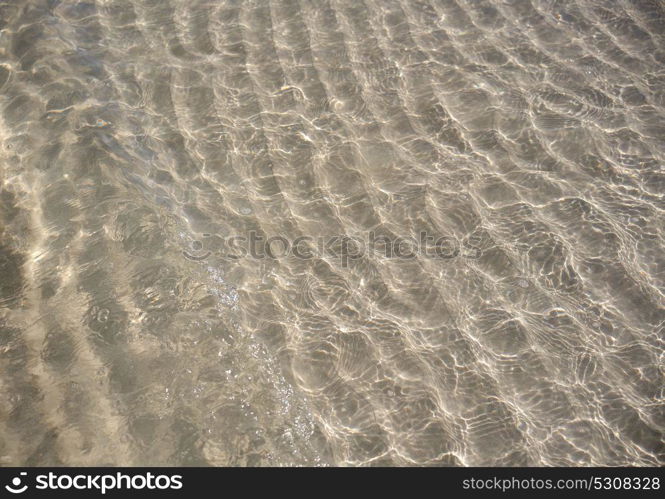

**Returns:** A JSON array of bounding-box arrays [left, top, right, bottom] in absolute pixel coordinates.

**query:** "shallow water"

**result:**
[[0, 0, 664, 466]]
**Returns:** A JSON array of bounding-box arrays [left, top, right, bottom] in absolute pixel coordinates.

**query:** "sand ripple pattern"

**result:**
[[0, 0, 664, 465]]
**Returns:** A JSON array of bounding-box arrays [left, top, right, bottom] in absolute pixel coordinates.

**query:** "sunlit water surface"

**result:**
[[0, 0, 664, 466]]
